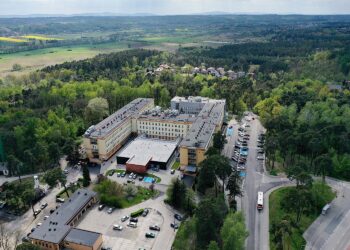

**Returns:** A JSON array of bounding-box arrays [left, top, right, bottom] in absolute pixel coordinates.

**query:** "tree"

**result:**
[[22, 189, 36, 215], [205, 147, 220, 157], [197, 157, 217, 194], [314, 153, 333, 182], [282, 188, 313, 224], [286, 163, 313, 188], [196, 197, 227, 248], [43, 168, 69, 197], [85, 97, 109, 124], [82, 166, 91, 187], [166, 178, 187, 209], [16, 243, 40, 250], [226, 170, 243, 210], [213, 131, 227, 152], [220, 212, 248, 250], [271, 218, 292, 250], [207, 241, 220, 250], [214, 155, 232, 193], [124, 184, 137, 198]]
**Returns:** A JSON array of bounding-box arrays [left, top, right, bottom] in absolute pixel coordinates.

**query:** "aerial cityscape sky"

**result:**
[[0, 0, 350, 16]]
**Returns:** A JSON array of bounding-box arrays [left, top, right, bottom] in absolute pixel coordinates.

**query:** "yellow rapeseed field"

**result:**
[[0, 37, 26, 43]]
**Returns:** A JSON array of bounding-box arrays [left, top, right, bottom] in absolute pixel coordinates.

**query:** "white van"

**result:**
[[127, 222, 137, 228]]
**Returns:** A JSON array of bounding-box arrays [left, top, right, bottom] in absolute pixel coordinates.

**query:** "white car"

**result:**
[[121, 215, 129, 222], [36, 223, 42, 227], [113, 224, 123, 231], [257, 155, 264, 160], [127, 222, 137, 228], [107, 207, 114, 214], [43, 215, 50, 220]]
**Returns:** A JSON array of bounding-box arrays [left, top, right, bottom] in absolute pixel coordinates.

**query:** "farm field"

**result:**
[[0, 42, 130, 77]]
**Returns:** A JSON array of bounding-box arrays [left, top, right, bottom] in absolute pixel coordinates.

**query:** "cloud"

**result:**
[[0, 0, 349, 15]]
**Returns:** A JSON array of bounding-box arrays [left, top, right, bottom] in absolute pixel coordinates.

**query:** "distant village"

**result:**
[[146, 64, 255, 80]]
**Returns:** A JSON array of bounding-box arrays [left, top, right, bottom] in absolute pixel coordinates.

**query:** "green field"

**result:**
[[0, 42, 131, 77]]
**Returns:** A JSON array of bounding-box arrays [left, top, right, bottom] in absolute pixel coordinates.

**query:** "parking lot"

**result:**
[[76, 195, 179, 250]]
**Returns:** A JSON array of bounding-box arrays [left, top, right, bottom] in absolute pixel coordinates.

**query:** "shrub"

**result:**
[[130, 208, 144, 217], [100, 194, 122, 208]]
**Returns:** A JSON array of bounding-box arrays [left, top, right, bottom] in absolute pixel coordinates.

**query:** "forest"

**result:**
[[0, 15, 349, 181]]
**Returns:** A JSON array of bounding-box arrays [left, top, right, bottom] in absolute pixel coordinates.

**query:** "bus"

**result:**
[[257, 191, 264, 210]]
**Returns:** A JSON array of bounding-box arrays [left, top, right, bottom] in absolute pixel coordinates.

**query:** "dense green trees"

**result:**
[[16, 243, 40, 250], [43, 168, 69, 197], [254, 80, 350, 180], [220, 212, 248, 250]]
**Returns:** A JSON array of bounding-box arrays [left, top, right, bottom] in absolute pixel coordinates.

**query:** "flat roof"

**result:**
[[29, 189, 96, 244], [117, 137, 179, 164], [64, 228, 101, 247], [180, 101, 225, 149], [85, 98, 153, 138], [127, 154, 152, 166], [137, 112, 196, 123]]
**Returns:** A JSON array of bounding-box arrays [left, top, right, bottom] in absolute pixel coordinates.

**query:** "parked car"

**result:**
[[101, 247, 112, 250], [145, 232, 156, 238], [121, 215, 129, 222], [121, 172, 126, 177], [107, 207, 114, 214], [149, 225, 160, 231], [30, 228, 36, 233], [174, 214, 183, 221], [117, 172, 121, 177], [171, 169, 175, 174], [127, 222, 137, 228], [127, 179, 135, 184], [40, 202, 48, 210], [257, 155, 264, 160], [130, 217, 138, 223], [133, 174, 137, 180], [49, 209, 55, 214], [36, 222, 42, 228], [113, 224, 123, 231], [108, 170, 115, 176], [142, 209, 149, 217], [170, 223, 179, 229], [44, 215, 50, 220], [22, 237, 30, 243], [98, 204, 105, 211], [64, 169, 69, 175], [56, 197, 65, 203], [139, 176, 144, 181], [33, 209, 41, 216]]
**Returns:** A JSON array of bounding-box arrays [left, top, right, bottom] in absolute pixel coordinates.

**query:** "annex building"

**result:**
[[29, 189, 102, 250], [83, 96, 225, 168], [116, 136, 179, 174]]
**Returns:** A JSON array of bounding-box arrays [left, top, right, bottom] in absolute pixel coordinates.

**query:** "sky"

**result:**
[[0, 0, 350, 16]]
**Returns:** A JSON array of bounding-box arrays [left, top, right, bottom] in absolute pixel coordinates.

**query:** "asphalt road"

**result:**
[[224, 115, 291, 250]]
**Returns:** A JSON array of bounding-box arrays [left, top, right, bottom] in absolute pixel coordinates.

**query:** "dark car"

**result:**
[[139, 176, 144, 181], [174, 214, 182, 221], [30, 228, 36, 233], [130, 217, 138, 223], [127, 180, 135, 184], [121, 172, 126, 177], [142, 209, 149, 217], [149, 225, 160, 231], [145, 232, 156, 238], [22, 237, 30, 242], [40, 202, 48, 210], [170, 223, 179, 229], [49, 209, 55, 214], [98, 204, 105, 211], [108, 170, 114, 176]]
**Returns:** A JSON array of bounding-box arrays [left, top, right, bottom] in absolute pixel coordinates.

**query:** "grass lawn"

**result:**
[[119, 187, 159, 208], [269, 184, 335, 250]]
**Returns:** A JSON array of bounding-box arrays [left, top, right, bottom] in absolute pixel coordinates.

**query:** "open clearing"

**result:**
[[0, 42, 130, 77]]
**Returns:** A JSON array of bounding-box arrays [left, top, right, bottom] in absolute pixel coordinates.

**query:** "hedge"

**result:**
[[130, 208, 144, 217]]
